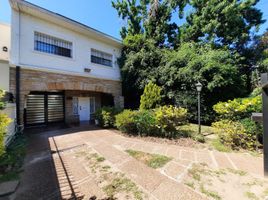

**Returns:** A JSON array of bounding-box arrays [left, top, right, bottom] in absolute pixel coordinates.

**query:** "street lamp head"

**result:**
[[196, 82, 202, 92]]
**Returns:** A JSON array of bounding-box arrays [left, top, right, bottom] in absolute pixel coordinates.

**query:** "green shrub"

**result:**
[[213, 95, 262, 120], [140, 82, 162, 110], [115, 110, 138, 134], [240, 118, 262, 145], [95, 107, 122, 128], [134, 110, 157, 136], [0, 90, 11, 156], [212, 120, 256, 150], [154, 105, 188, 138]]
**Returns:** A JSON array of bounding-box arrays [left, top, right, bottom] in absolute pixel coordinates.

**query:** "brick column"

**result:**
[[114, 95, 124, 108]]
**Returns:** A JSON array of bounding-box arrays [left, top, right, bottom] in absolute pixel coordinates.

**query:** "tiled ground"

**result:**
[[10, 126, 264, 200]]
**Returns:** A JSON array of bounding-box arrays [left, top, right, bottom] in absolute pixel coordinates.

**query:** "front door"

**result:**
[[78, 97, 90, 121]]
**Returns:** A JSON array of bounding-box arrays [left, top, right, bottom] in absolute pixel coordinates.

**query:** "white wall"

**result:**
[[11, 11, 122, 81], [0, 23, 10, 61], [0, 61, 10, 91]]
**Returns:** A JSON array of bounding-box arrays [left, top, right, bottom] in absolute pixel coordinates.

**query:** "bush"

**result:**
[[0, 90, 11, 156], [134, 110, 157, 136], [213, 95, 262, 120], [115, 110, 138, 134], [212, 120, 257, 150], [154, 105, 188, 138], [95, 107, 122, 128], [140, 82, 162, 110]]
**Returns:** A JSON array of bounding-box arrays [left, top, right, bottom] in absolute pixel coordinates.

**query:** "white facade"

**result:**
[[0, 23, 11, 91], [9, 0, 122, 81]]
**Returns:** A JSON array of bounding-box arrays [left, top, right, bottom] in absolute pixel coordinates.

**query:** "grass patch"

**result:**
[[200, 184, 221, 200], [0, 135, 26, 183], [188, 164, 207, 181], [227, 168, 247, 176], [104, 177, 143, 200], [184, 181, 195, 189], [126, 149, 172, 169], [211, 138, 232, 152], [245, 191, 259, 200]]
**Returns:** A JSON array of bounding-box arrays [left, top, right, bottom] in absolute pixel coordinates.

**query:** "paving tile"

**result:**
[[181, 150, 195, 161], [166, 147, 181, 159], [229, 153, 263, 176], [213, 152, 235, 169], [152, 179, 206, 200], [93, 144, 130, 165], [163, 162, 186, 180], [119, 159, 166, 192], [196, 151, 214, 166]]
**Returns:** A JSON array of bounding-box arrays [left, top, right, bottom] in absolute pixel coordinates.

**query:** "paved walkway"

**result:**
[[8, 126, 264, 200]]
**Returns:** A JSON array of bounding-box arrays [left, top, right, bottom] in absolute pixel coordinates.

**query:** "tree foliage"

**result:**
[[112, 0, 266, 123], [140, 81, 162, 110], [181, 0, 264, 49], [112, 0, 188, 46]]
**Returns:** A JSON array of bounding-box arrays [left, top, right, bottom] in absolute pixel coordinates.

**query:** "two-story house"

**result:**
[[5, 0, 124, 127]]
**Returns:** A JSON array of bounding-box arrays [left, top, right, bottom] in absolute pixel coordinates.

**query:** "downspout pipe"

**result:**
[[16, 66, 20, 126]]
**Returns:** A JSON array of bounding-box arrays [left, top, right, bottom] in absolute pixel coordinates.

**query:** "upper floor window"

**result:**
[[34, 32, 72, 58], [91, 49, 113, 67]]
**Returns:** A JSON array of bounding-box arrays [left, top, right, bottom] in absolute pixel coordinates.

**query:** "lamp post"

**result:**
[[196, 82, 202, 135]]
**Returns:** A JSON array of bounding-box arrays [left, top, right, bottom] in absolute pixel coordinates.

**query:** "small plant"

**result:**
[[0, 89, 12, 156], [115, 110, 138, 134], [184, 181, 195, 189], [140, 81, 162, 110], [134, 110, 157, 136], [95, 107, 122, 128], [104, 177, 143, 200], [200, 184, 221, 200], [244, 191, 259, 200], [0, 136, 26, 183], [154, 105, 188, 138], [212, 120, 256, 150]]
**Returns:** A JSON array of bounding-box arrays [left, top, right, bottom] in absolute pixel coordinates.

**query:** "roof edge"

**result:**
[[9, 0, 123, 46]]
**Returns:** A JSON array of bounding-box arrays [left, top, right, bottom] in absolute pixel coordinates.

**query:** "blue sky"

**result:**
[[0, 0, 268, 40]]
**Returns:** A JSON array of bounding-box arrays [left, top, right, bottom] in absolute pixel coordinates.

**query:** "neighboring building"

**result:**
[[0, 22, 11, 91], [5, 0, 124, 127]]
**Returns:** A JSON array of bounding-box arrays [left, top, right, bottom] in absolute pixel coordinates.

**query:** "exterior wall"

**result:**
[[0, 61, 10, 91], [10, 10, 122, 81], [10, 68, 123, 124], [0, 23, 10, 61], [65, 91, 101, 123]]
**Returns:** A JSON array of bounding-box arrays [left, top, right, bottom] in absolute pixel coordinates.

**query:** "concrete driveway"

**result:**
[[10, 125, 263, 200]]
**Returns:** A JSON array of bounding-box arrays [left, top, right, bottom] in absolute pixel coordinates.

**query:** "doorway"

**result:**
[[78, 97, 90, 122]]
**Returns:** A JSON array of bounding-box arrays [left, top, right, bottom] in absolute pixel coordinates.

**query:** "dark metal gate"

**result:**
[[25, 92, 65, 126]]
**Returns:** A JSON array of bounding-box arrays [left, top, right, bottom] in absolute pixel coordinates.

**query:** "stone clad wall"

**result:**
[[10, 67, 124, 124]]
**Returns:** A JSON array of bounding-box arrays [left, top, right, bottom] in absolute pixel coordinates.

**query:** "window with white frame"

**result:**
[[91, 49, 113, 67], [34, 32, 72, 58]]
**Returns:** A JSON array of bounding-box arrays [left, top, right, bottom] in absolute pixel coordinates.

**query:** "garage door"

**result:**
[[25, 92, 65, 126]]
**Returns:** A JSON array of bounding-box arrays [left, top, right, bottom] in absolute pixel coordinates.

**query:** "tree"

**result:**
[[158, 43, 247, 122], [180, 0, 265, 50], [119, 35, 164, 108], [140, 81, 162, 110], [112, 0, 188, 46]]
